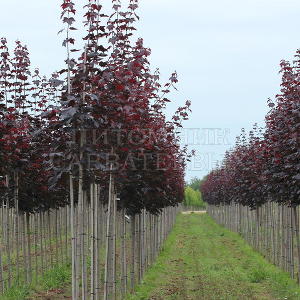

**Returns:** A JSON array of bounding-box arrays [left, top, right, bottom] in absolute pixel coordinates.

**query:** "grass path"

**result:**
[[126, 213, 300, 300]]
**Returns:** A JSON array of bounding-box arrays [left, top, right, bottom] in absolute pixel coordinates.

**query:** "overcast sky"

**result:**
[[1, 0, 300, 180]]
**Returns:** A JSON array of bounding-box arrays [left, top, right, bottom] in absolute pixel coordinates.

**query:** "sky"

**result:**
[[1, 0, 300, 181]]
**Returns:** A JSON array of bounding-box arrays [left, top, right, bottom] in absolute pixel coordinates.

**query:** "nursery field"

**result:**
[[127, 213, 300, 300], [1, 211, 300, 299], [0, 0, 299, 299]]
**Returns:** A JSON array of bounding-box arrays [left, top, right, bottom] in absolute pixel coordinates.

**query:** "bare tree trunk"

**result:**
[[90, 183, 95, 300], [65, 206, 69, 262], [0, 211, 4, 294], [81, 190, 88, 300], [136, 213, 141, 284], [47, 211, 53, 269], [26, 213, 32, 283], [120, 208, 127, 298], [104, 169, 116, 300], [55, 210, 59, 264], [290, 206, 294, 279], [113, 193, 117, 300], [75, 203, 81, 299], [14, 172, 20, 283], [40, 213, 45, 277], [277, 205, 282, 267], [70, 173, 77, 300], [5, 192, 12, 288], [293, 206, 300, 284], [95, 185, 100, 300], [59, 209, 64, 264], [22, 213, 28, 283], [130, 215, 136, 292], [34, 214, 38, 283]]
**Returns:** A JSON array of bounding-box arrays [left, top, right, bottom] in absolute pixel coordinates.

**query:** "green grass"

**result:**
[[40, 263, 71, 291], [126, 214, 300, 300], [0, 285, 30, 300], [0, 263, 71, 300]]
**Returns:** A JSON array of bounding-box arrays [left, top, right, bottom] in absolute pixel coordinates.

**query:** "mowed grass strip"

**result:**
[[126, 213, 300, 300]]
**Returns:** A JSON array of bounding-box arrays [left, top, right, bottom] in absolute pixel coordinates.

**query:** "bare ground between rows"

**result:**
[[27, 288, 71, 300], [181, 211, 206, 215]]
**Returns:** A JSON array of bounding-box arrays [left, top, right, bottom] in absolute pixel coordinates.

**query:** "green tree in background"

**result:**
[[184, 184, 206, 209], [188, 176, 207, 191]]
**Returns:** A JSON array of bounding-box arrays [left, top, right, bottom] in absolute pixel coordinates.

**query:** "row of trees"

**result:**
[[0, 0, 191, 215], [0, 0, 191, 298], [202, 56, 299, 207], [202, 49, 300, 282]]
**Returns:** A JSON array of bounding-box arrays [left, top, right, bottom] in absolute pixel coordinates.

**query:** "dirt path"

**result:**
[[181, 211, 206, 215], [28, 289, 71, 300]]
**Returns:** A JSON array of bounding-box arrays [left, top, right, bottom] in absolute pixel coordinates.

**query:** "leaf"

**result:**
[[268, 102, 275, 108], [57, 29, 65, 35], [49, 79, 64, 87], [63, 17, 75, 26], [293, 174, 300, 180], [113, 4, 121, 11], [61, 106, 77, 120]]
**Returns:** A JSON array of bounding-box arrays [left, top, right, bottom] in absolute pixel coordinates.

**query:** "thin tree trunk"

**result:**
[[70, 173, 77, 300], [22, 213, 28, 284], [14, 172, 20, 283], [95, 185, 100, 300], [55, 210, 59, 264], [294, 206, 300, 284], [34, 214, 38, 283], [40, 213, 45, 277], [130, 215, 136, 292], [113, 193, 117, 300], [26, 213, 32, 283], [47, 211, 53, 269], [120, 208, 127, 298], [5, 193, 12, 288], [104, 168, 115, 300], [0, 247, 3, 294]]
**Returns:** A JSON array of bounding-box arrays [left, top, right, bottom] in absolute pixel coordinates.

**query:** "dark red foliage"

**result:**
[[0, 0, 192, 215], [202, 51, 300, 209]]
